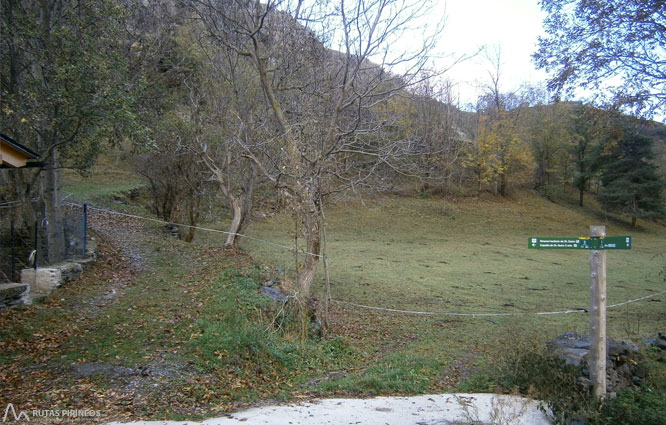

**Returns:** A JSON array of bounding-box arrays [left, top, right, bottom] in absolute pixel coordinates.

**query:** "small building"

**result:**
[[0, 133, 40, 168]]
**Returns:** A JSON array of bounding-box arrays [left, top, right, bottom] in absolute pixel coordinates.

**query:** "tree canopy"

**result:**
[[0, 0, 141, 263], [598, 127, 665, 226], [534, 0, 666, 118]]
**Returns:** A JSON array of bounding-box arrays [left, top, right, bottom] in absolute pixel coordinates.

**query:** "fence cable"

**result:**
[[64, 202, 324, 258], [332, 288, 666, 317]]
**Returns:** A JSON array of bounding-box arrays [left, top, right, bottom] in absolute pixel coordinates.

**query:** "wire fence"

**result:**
[[331, 289, 666, 317], [0, 203, 87, 282], [64, 202, 323, 258]]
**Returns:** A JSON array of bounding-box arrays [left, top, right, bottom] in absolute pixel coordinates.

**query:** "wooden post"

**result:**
[[589, 225, 607, 400]]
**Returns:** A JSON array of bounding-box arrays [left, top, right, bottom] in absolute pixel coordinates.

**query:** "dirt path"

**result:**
[[0, 208, 231, 424], [78, 211, 149, 317]]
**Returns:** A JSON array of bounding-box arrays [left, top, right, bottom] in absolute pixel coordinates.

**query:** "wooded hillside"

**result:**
[[1, 1, 665, 328]]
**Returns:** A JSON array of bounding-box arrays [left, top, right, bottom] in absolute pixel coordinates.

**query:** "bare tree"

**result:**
[[401, 77, 468, 194], [189, 0, 445, 340], [137, 121, 213, 242], [126, 3, 266, 247], [192, 34, 272, 248]]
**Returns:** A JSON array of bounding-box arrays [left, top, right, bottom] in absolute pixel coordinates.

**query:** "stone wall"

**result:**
[[20, 262, 84, 297], [0, 238, 98, 311]]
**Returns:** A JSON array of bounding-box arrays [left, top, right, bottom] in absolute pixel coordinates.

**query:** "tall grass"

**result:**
[[187, 268, 361, 390]]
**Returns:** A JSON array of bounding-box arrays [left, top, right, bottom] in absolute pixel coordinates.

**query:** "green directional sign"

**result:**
[[528, 237, 586, 249], [527, 226, 629, 399], [528, 236, 631, 250], [598, 236, 632, 249]]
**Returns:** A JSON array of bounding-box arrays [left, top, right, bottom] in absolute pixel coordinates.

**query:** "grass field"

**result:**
[[62, 151, 146, 203], [242, 192, 666, 365]]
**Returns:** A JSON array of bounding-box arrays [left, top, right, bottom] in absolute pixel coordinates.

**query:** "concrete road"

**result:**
[[106, 393, 553, 425]]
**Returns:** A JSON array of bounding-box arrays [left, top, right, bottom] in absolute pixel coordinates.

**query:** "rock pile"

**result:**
[[645, 332, 666, 351], [548, 332, 643, 392]]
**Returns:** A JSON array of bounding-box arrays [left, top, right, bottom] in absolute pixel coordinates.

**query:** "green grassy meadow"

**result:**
[[61, 152, 146, 203], [243, 193, 666, 365]]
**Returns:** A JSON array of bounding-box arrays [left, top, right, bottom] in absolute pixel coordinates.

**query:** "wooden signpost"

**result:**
[[528, 226, 632, 400]]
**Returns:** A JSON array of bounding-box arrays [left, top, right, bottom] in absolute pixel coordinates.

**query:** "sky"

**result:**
[[429, 0, 550, 107]]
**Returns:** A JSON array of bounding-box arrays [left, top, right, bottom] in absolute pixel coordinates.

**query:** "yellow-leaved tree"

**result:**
[[469, 108, 533, 196], [465, 49, 534, 196]]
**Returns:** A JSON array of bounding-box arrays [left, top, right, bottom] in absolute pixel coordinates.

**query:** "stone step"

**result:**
[[21, 262, 83, 297], [0, 283, 31, 310]]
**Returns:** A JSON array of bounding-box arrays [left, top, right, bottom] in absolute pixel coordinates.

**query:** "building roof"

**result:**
[[0, 133, 39, 158], [0, 132, 41, 168]]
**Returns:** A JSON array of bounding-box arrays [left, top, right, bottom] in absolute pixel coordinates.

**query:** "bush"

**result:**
[[456, 333, 594, 423], [538, 184, 565, 202], [484, 340, 596, 424], [460, 332, 666, 425], [594, 387, 666, 425]]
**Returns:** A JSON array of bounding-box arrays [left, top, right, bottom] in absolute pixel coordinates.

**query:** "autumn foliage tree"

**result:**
[[467, 51, 534, 196], [470, 107, 533, 196]]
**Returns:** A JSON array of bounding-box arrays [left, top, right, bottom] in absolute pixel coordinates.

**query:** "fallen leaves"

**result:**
[[1, 207, 424, 423]]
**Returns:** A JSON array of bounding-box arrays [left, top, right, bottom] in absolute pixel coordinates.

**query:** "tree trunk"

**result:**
[[579, 187, 585, 207], [477, 167, 482, 196], [225, 162, 256, 249], [248, 32, 321, 342], [9, 170, 37, 230], [224, 196, 243, 247], [631, 197, 638, 228], [44, 147, 65, 264], [499, 172, 507, 197], [183, 191, 200, 243], [297, 193, 322, 345], [299, 209, 321, 299]]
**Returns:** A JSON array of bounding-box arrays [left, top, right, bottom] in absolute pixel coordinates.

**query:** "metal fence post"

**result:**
[[82, 203, 88, 258], [10, 219, 16, 281], [34, 220, 38, 270]]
